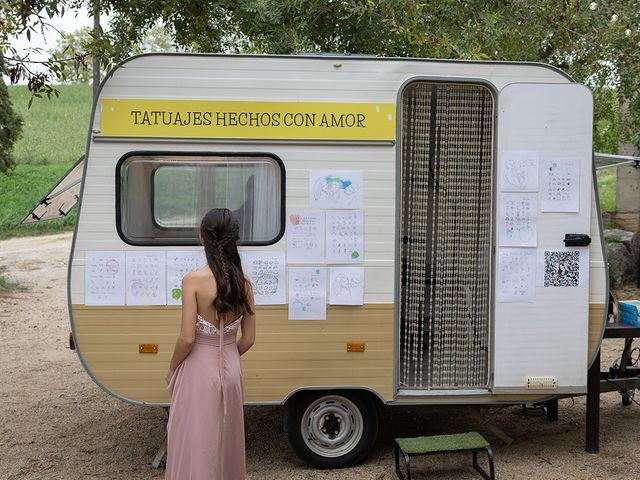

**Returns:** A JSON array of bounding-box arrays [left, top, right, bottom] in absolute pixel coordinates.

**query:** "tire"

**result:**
[[285, 391, 378, 469], [622, 388, 635, 406]]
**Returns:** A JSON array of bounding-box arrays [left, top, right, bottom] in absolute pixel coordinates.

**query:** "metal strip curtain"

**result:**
[[399, 82, 493, 390]]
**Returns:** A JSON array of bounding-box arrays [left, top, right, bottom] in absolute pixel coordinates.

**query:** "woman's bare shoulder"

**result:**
[[183, 268, 215, 284]]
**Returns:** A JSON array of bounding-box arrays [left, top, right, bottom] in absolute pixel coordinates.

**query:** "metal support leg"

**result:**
[[546, 399, 558, 422], [406, 454, 412, 480], [586, 349, 600, 453], [487, 447, 495, 480], [466, 407, 514, 445], [151, 434, 167, 469], [152, 407, 169, 469], [472, 447, 495, 480], [394, 446, 412, 480]]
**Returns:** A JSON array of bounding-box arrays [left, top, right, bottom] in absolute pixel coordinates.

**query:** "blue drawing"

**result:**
[[312, 174, 359, 205]]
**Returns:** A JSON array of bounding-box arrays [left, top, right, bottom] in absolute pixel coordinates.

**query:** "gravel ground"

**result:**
[[1, 232, 639, 479]]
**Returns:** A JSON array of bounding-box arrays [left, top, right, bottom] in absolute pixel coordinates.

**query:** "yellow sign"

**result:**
[[100, 99, 396, 141]]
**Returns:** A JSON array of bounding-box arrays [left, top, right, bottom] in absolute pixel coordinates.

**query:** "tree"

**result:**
[[104, 0, 640, 152], [2, 1, 640, 155], [0, 57, 23, 172], [47, 23, 177, 84], [0, 1, 170, 171], [46, 26, 94, 83], [0, 0, 76, 172]]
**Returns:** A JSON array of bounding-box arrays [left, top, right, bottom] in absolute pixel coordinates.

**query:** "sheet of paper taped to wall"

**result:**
[[288, 267, 327, 320], [85, 251, 126, 306], [286, 209, 325, 264], [240, 250, 286, 305]]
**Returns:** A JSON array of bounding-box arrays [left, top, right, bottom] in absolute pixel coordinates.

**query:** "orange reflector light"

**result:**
[[347, 342, 365, 352], [139, 343, 158, 353]]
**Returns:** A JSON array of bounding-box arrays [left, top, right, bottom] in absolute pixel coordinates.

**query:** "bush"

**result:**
[[0, 59, 23, 173]]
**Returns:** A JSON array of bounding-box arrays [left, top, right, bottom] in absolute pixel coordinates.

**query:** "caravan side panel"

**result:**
[[68, 54, 606, 406]]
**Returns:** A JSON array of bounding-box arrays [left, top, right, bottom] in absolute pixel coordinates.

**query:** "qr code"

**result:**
[[544, 251, 580, 287]]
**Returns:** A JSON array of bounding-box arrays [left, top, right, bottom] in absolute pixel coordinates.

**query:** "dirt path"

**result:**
[[0, 233, 638, 479]]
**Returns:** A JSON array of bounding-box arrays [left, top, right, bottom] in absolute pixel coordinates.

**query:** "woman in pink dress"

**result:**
[[165, 208, 256, 480]]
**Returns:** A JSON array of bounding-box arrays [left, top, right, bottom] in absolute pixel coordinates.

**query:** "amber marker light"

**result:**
[[347, 342, 365, 352], [139, 344, 159, 353]]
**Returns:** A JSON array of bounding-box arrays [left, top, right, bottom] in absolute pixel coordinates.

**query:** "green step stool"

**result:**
[[394, 431, 495, 480]]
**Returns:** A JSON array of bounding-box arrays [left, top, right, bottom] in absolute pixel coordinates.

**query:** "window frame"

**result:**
[[115, 150, 286, 247]]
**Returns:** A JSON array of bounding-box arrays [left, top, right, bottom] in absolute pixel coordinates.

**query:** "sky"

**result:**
[[8, 6, 110, 79]]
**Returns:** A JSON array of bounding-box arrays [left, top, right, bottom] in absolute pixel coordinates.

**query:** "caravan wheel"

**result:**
[[285, 391, 378, 469]]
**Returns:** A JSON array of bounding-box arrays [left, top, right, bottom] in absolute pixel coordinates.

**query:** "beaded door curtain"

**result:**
[[399, 82, 494, 390]]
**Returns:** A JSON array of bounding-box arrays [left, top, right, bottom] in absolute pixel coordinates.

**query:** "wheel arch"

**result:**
[[282, 386, 386, 409]]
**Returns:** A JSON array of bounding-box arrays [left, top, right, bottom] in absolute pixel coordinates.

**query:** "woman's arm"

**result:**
[[237, 282, 256, 356], [166, 274, 198, 384]]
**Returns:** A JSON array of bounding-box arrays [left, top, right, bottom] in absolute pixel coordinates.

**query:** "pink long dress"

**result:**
[[165, 313, 245, 480]]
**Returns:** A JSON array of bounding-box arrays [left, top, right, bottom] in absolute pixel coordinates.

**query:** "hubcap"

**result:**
[[301, 395, 364, 458]]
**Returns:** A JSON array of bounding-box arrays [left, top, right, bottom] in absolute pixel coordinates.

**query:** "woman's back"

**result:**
[[189, 267, 241, 329]]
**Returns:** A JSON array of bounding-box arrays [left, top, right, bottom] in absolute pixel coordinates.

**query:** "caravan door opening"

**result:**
[[398, 81, 495, 391]]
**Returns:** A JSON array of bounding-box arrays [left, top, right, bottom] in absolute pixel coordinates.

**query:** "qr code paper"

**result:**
[[544, 251, 580, 287]]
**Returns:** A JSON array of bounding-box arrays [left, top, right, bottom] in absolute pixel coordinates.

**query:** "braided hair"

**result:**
[[200, 208, 253, 316]]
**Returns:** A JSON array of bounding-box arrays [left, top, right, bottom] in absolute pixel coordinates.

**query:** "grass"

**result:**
[[596, 168, 617, 213], [1, 84, 91, 238], [0, 163, 79, 239], [0, 266, 24, 295], [9, 84, 92, 166]]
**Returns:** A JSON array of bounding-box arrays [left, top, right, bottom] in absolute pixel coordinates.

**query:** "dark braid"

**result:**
[[216, 243, 230, 290], [200, 209, 253, 316]]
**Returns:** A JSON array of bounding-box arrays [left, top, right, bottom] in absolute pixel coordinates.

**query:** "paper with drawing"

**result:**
[[500, 150, 539, 192], [286, 210, 325, 263], [497, 248, 536, 303], [288, 267, 326, 320], [85, 251, 126, 306], [541, 158, 580, 212], [309, 170, 363, 209], [166, 251, 206, 305], [329, 267, 364, 305], [125, 251, 166, 305], [241, 251, 286, 305], [498, 192, 538, 247], [326, 210, 364, 264]]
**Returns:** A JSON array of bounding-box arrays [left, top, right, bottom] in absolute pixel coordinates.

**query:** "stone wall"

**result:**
[[605, 228, 640, 288], [613, 137, 640, 231]]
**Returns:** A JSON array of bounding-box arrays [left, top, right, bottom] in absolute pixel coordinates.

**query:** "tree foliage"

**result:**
[[105, 0, 640, 150], [2, 0, 640, 156], [47, 24, 177, 83], [0, 58, 23, 172]]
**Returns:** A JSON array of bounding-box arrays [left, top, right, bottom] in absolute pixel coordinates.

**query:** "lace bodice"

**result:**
[[196, 314, 242, 336]]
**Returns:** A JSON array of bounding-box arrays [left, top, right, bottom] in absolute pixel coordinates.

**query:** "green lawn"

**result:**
[[596, 168, 617, 212], [10, 84, 92, 166], [1, 84, 91, 239], [0, 163, 79, 239]]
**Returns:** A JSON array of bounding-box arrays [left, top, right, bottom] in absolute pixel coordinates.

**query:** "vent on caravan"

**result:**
[[526, 376, 558, 390], [398, 82, 494, 391]]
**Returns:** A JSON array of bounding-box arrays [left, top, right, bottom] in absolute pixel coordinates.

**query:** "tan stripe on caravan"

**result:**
[[588, 304, 606, 361], [72, 304, 395, 404], [72, 302, 607, 405]]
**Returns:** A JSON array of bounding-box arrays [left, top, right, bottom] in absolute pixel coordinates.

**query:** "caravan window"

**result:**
[[117, 153, 284, 246]]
